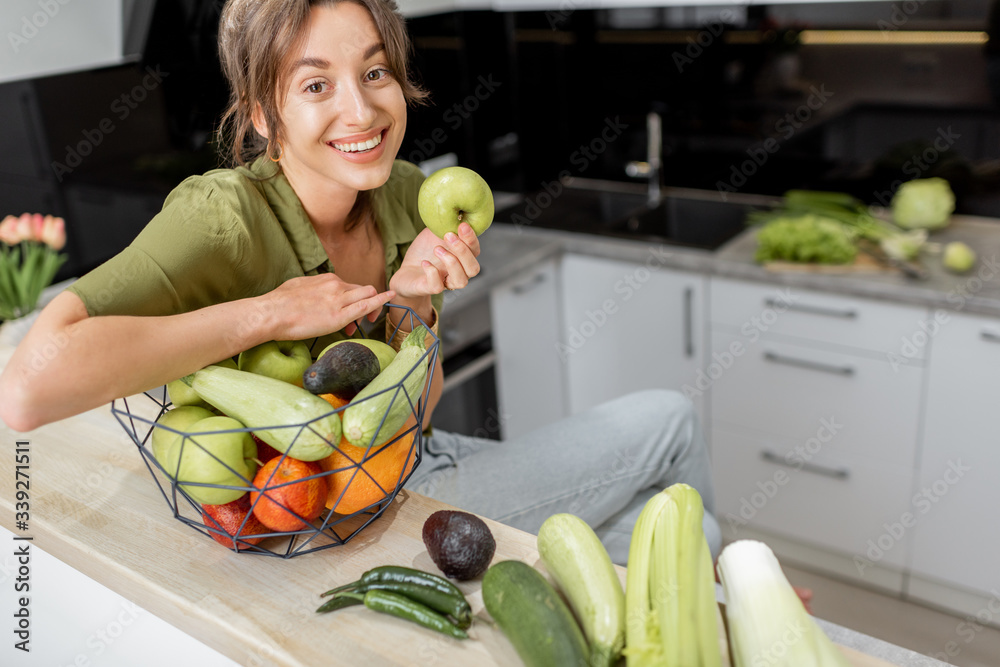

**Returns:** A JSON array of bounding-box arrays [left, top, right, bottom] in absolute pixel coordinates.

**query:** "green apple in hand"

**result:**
[[151, 405, 215, 464], [239, 340, 312, 386], [162, 415, 258, 506], [418, 166, 494, 238]]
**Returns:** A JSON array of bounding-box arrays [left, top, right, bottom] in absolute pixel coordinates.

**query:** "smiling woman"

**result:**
[[0, 0, 721, 573], [217, 0, 428, 235]]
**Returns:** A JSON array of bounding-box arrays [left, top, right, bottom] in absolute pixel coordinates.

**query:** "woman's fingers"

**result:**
[[270, 274, 394, 340], [456, 222, 481, 257], [421, 260, 445, 293], [338, 283, 395, 322], [441, 224, 481, 277]]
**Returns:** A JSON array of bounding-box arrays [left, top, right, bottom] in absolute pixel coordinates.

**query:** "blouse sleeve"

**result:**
[[66, 175, 266, 318]]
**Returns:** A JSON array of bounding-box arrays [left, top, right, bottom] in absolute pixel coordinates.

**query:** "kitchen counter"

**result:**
[[454, 213, 1000, 321], [0, 341, 949, 667]]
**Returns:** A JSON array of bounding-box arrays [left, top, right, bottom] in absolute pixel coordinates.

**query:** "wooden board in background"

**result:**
[[764, 251, 901, 274]]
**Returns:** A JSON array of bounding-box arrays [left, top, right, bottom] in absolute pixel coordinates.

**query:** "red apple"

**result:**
[[201, 494, 270, 550]]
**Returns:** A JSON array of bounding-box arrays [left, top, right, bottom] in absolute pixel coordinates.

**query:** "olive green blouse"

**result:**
[[67, 157, 442, 355]]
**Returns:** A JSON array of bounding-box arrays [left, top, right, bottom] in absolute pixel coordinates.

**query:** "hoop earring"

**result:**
[[269, 140, 283, 162]]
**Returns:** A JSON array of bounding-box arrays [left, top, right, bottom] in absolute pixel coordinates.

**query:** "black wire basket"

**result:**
[[113, 305, 439, 558]]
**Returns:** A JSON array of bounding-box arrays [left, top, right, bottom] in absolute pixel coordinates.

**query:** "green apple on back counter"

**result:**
[[943, 241, 976, 273], [161, 415, 258, 506], [417, 166, 494, 238], [239, 340, 312, 386]]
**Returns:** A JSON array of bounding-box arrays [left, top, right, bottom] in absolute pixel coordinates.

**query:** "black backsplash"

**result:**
[[2, 5, 998, 278]]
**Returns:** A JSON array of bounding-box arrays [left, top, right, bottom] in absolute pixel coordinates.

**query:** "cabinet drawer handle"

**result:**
[[981, 330, 1000, 343], [511, 272, 546, 295], [442, 350, 497, 393], [764, 298, 857, 319], [763, 351, 854, 376], [760, 450, 850, 480], [684, 286, 694, 358]]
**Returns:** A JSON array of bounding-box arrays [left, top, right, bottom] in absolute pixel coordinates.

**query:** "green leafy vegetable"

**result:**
[[754, 215, 858, 265], [880, 229, 927, 261], [891, 178, 955, 230]]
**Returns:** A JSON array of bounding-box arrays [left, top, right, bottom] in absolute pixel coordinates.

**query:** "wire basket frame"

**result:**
[[113, 304, 439, 558]]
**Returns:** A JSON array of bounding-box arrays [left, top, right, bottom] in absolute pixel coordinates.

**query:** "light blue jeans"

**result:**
[[410, 389, 721, 566]]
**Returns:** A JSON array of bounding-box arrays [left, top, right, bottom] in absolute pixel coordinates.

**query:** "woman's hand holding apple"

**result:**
[[390, 224, 481, 300]]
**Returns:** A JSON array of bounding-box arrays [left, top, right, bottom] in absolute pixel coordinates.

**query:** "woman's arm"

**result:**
[[0, 274, 394, 432]]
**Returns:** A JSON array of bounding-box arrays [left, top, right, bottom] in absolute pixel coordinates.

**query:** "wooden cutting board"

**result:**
[[764, 251, 901, 274]]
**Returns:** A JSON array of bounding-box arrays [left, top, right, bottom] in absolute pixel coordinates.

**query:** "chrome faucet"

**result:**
[[625, 111, 662, 208]]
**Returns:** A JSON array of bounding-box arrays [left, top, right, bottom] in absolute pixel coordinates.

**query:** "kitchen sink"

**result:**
[[496, 183, 648, 233], [496, 178, 779, 251], [604, 192, 756, 250]]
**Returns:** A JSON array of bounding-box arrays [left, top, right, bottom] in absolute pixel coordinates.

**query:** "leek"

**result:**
[[718, 540, 852, 667]]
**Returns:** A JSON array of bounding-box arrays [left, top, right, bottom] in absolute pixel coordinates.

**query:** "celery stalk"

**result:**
[[652, 495, 681, 665], [625, 485, 723, 667], [625, 491, 670, 666]]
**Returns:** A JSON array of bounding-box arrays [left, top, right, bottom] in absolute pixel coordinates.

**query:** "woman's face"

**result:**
[[272, 2, 407, 196]]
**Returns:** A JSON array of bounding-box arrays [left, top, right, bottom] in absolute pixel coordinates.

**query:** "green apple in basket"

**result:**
[[151, 405, 215, 463], [239, 340, 312, 386], [317, 338, 397, 373], [160, 415, 258, 506], [167, 357, 238, 408], [417, 166, 494, 238]]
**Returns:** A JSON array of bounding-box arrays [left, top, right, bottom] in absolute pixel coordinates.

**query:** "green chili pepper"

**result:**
[[341, 590, 468, 640], [345, 581, 472, 629], [315, 594, 364, 614], [322, 565, 464, 599]]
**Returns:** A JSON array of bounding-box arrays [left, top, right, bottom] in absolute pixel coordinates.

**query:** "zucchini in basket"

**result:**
[[341, 326, 430, 449], [183, 366, 341, 461]]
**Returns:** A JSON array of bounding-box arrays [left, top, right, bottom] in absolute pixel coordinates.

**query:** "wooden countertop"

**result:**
[[0, 343, 904, 667]]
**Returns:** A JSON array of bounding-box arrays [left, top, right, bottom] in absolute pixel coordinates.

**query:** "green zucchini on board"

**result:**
[[183, 365, 341, 461], [341, 326, 430, 449], [482, 560, 590, 667]]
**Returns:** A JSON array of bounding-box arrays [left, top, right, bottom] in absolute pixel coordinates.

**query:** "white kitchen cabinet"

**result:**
[[909, 312, 1000, 606], [712, 425, 917, 572], [490, 256, 567, 439], [709, 277, 929, 590], [709, 276, 932, 359], [558, 253, 705, 422]]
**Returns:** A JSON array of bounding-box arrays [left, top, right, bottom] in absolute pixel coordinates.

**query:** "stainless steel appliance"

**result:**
[[431, 293, 502, 441]]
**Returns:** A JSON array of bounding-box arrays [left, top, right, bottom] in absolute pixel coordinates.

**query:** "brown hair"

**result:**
[[216, 0, 428, 167]]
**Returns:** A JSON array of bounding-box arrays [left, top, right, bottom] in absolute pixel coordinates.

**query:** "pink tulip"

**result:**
[[40, 215, 66, 250], [30, 213, 44, 243], [0, 215, 20, 245], [14, 213, 32, 244]]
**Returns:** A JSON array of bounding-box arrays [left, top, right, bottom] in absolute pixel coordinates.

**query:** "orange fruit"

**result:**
[[250, 457, 327, 532], [320, 393, 349, 410], [319, 418, 418, 515]]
